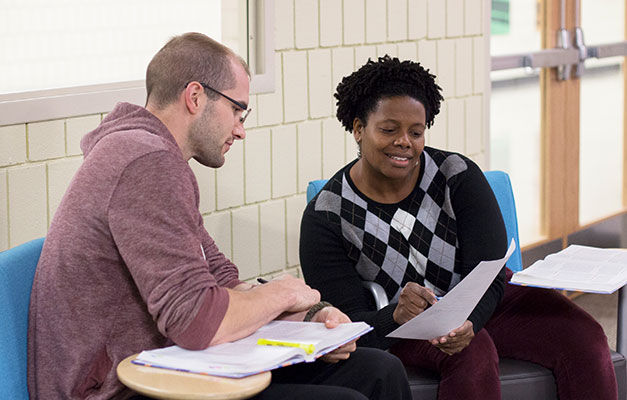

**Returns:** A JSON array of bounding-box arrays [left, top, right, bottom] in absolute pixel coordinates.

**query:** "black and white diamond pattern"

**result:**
[[314, 149, 468, 301]]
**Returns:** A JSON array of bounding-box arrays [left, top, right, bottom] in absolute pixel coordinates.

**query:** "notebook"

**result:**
[[133, 320, 372, 378]]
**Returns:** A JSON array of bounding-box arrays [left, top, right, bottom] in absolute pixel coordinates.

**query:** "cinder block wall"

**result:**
[[0, 0, 487, 281]]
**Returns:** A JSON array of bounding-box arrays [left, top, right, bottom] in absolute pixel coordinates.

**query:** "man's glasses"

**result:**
[[187, 81, 251, 124]]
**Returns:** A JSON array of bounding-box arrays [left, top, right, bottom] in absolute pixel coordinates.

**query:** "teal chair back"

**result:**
[[483, 171, 522, 272], [0, 237, 45, 399], [306, 170, 523, 272]]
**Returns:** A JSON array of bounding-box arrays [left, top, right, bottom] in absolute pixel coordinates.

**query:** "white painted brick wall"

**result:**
[[388, 0, 408, 42], [343, 0, 366, 45], [346, 134, 359, 163], [366, 0, 387, 44], [65, 115, 100, 156], [332, 47, 355, 92], [456, 37, 474, 96], [322, 118, 346, 178], [408, 0, 428, 40], [257, 54, 284, 127], [465, 0, 482, 35], [260, 199, 287, 273], [398, 42, 419, 62], [232, 204, 260, 279], [243, 96, 259, 130], [275, 0, 295, 50], [189, 159, 216, 214], [437, 39, 456, 99], [0, 125, 27, 166], [377, 44, 398, 58], [355, 45, 378, 68], [244, 129, 272, 204], [473, 36, 485, 94], [447, 98, 466, 153], [282, 51, 309, 123], [294, 0, 319, 49], [428, 101, 448, 149], [320, 0, 342, 47], [8, 164, 47, 247], [216, 140, 244, 210], [28, 120, 65, 161], [47, 157, 82, 224], [297, 120, 322, 192], [308, 49, 333, 118], [469, 151, 487, 171], [418, 40, 437, 74], [447, 0, 464, 37], [427, 0, 446, 39], [271, 125, 298, 198], [204, 211, 232, 260], [286, 194, 306, 267]]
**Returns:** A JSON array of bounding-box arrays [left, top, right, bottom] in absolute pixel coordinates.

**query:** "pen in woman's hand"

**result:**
[[257, 278, 269, 284]]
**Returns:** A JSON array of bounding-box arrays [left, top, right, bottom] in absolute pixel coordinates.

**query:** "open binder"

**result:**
[[510, 245, 627, 293], [133, 320, 372, 378]]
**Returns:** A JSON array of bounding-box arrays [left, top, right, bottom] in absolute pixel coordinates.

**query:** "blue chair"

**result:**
[[305, 173, 626, 399], [0, 238, 45, 399], [483, 171, 522, 272]]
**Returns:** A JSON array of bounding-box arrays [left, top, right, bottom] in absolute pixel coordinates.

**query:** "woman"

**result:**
[[299, 55, 617, 400]]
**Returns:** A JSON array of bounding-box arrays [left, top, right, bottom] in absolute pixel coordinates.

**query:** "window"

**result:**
[[0, 0, 274, 126]]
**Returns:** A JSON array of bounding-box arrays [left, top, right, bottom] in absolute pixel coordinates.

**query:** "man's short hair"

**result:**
[[146, 32, 249, 109]]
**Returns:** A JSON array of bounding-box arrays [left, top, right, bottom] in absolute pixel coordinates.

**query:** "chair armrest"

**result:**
[[618, 286, 627, 355], [361, 281, 390, 310]]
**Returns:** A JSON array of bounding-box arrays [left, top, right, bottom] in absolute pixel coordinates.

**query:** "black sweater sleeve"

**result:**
[[450, 159, 508, 332], [300, 201, 401, 349]]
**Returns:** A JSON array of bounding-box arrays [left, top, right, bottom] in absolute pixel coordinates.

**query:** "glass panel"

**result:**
[[491, 0, 542, 55], [579, 59, 624, 224], [579, 0, 625, 224], [490, 72, 543, 245], [581, 0, 624, 43], [0, 0, 246, 95], [490, 0, 544, 246]]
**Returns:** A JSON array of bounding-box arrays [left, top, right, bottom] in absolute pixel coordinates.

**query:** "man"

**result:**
[[27, 33, 411, 400]]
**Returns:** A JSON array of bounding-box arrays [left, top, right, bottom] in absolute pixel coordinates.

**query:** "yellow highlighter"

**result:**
[[257, 338, 316, 355]]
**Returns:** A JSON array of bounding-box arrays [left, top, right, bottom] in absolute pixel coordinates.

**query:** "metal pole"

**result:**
[[557, 0, 571, 80], [574, 0, 586, 77]]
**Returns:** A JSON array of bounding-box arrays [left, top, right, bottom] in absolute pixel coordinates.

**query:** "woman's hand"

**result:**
[[392, 282, 438, 324], [430, 320, 474, 355], [310, 306, 357, 363]]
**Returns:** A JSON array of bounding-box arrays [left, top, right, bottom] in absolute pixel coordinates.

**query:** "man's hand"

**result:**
[[260, 275, 321, 313], [429, 320, 474, 355], [309, 306, 357, 363], [392, 282, 438, 324]]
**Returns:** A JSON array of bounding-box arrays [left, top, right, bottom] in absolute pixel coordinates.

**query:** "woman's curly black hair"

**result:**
[[335, 55, 443, 132]]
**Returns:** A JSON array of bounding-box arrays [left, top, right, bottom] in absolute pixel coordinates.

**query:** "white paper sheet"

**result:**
[[387, 239, 516, 340]]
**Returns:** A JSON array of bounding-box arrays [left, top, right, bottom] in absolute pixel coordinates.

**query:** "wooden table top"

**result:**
[[116, 354, 272, 400]]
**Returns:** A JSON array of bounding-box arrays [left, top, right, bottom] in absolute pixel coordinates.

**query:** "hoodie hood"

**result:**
[[80, 102, 178, 158]]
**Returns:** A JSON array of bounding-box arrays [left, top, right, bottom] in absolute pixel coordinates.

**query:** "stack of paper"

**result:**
[[510, 245, 627, 293], [133, 320, 372, 378]]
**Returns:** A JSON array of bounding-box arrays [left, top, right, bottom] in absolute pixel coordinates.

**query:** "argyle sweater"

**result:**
[[300, 147, 508, 349]]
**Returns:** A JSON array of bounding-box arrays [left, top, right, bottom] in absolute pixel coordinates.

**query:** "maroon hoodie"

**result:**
[[28, 102, 242, 399]]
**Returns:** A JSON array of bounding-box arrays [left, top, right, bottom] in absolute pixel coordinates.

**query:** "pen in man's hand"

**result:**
[[257, 278, 269, 284]]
